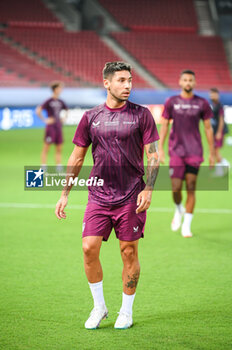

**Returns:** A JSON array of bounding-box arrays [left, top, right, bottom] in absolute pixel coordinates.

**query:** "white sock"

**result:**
[[120, 292, 136, 316], [176, 203, 184, 213], [88, 281, 105, 308], [182, 213, 193, 229]]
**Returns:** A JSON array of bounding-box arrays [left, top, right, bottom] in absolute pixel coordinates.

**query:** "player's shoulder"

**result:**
[[84, 103, 105, 121], [127, 100, 148, 114], [164, 95, 179, 105], [44, 97, 52, 103], [41, 98, 52, 107], [194, 94, 208, 103], [86, 103, 105, 115], [127, 100, 144, 110]]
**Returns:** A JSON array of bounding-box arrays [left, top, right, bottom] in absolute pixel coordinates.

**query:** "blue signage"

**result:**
[[0, 107, 44, 130]]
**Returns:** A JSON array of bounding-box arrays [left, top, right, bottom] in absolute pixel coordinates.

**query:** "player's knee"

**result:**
[[82, 241, 98, 259], [121, 245, 137, 263], [172, 184, 182, 192], [186, 181, 196, 192]]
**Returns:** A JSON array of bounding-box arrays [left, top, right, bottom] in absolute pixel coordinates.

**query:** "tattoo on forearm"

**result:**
[[148, 142, 157, 153], [146, 141, 159, 189], [126, 270, 140, 289]]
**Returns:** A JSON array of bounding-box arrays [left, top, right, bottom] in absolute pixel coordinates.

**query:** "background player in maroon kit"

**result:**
[[55, 62, 159, 329], [209, 87, 229, 176], [36, 81, 68, 170], [159, 70, 215, 238]]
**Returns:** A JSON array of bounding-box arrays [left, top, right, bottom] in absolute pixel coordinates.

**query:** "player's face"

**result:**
[[54, 86, 63, 96], [179, 74, 196, 93], [210, 91, 219, 103], [104, 70, 132, 102]]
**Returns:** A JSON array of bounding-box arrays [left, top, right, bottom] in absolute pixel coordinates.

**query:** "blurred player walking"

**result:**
[[55, 62, 159, 329], [209, 87, 229, 176], [36, 81, 68, 171], [159, 70, 215, 238]]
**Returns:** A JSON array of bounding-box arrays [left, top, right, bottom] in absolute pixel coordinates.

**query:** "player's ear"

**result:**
[[103, 79, 110, 89]]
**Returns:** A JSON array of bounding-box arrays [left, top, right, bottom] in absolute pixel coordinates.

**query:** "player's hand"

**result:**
[[159, 148, 165, 164], [209, 152, 215, 168], [45, 118, 56, 125], [215, 132, 222, 140], [136, 189, 152, 214], [55, 196, 68, 220]]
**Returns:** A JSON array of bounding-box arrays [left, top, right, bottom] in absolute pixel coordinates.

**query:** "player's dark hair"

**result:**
[[50, 81, 63, 91], [210, 87, 219, 93], [180, 69, 195, 77], [103, 61, 132, 79]]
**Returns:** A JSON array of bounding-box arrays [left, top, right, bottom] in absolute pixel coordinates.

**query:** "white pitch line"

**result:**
[[0, 202, 232, 214]]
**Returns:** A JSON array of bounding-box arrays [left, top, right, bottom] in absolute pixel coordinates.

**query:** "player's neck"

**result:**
[[52, 94, 59, 99], [105, 96, 126, 109], [180, 91, 194, 99]]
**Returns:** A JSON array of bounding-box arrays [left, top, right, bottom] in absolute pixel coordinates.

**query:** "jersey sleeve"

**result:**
[[41, 99, 49, 111], [62, 100, 68, 110], [140, 108, 159, 145], [73, 112, 91, 147], [201, 99, 213, 120], [219, 105, 224, 117], [162, 98, 172, 120]]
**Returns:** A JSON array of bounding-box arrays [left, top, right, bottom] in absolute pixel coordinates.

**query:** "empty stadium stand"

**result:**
[[0, 0, 231, 90], [112, 32, 232, 90], [99, 0, 198, 32], [0, 38, 76, 86], [0, 67, 31, 87], [0, 0, 62, 28], [4, 27, 149, 87]]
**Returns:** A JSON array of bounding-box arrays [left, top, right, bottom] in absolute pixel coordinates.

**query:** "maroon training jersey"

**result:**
[[41, 98, 68, 126], [73, 101, 159, 205], [162, 95, 213, 161]]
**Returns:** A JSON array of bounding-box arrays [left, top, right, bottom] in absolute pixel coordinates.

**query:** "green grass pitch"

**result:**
[[0, 125, 232, 350]]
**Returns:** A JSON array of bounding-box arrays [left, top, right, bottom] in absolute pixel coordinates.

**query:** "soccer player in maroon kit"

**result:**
[[55, 62, 160, 329], [159, 70, 215, 238], [209, 87, 229, 175], [36, 81, 68, 170]]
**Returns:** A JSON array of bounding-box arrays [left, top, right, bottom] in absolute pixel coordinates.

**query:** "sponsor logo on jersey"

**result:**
[[92, 121, 100, 128], [104, 121, 119, 126], [123, 121, 136, 124], [174, 104, 200, 110]]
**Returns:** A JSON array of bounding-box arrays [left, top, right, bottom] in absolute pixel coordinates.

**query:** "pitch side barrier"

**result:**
[[0, 88, 232, 130]]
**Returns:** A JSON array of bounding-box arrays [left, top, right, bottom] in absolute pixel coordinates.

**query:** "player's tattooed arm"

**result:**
[[145, 141, 160, 190], [136, 141, 159, 214]]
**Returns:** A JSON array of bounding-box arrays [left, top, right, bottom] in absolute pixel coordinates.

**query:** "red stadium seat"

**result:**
[[4, 28, 149, 88], [99, 0, 198, 32], [112, 32, 232, 90]]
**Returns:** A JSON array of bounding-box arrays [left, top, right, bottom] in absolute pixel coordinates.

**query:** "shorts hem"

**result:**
[[116, 233, 144, 242], [82, 232, 108, 241]]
